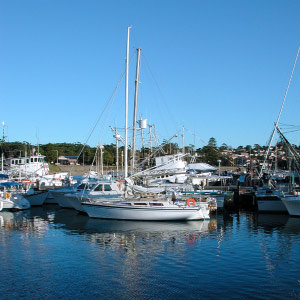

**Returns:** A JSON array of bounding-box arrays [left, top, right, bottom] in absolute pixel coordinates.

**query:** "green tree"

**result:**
[[208, 137, 217, 148]]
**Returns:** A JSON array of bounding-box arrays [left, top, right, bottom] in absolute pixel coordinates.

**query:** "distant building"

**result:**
[[58, 156, 78, 165]]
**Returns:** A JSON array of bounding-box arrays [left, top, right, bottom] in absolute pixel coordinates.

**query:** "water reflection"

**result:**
[[1, 206, 300, 300], [0, 206, 219, 250], [51, 207, 219, 251]]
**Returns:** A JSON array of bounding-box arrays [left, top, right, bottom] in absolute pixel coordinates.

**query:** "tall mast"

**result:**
[[115, 132, 120, 177], [182, 125, 185, 155], [124, 26, 132, 178], [131, 48, 141, 172], [259, 45, 300, 177]]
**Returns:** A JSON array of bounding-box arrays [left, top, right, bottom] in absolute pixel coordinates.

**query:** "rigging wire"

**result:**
[[76, 54, 136, 165], [141, 52, 179, 136], [259, 44, 300, 177]]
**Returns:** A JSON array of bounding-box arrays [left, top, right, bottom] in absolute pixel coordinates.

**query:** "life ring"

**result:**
[[4, 192, 11, 199], [186, 198, 196, 206]]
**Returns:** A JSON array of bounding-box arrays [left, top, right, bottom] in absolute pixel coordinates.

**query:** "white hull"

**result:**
[[66, 194, 123, 212], [255, 188, 287, 212], [83, 201, 210, 221], [281, 195, 300, 216], [50, 186, 78, 205], [25, 191, 48, 206], [1, 194, 30, 210]]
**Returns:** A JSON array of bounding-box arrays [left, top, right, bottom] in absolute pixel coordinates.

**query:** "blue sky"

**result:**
[[1, 0, 300, 150]]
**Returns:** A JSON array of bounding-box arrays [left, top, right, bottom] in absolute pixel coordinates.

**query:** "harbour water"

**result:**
[[0, 206, 299, 300]]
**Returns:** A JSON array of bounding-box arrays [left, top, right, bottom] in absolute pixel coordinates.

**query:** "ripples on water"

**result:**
[[0, 206, 299, 300]]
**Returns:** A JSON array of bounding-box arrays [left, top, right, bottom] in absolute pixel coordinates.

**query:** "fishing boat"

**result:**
[[6, 153, 49, 177], [255, 187, 287, 212]]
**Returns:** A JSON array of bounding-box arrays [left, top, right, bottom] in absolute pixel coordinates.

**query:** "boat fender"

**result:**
[[186, 198, 196, 206], [4, 192, 11, 199]]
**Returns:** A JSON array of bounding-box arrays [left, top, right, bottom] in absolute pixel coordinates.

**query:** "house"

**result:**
[[58, 156, 78, 165]]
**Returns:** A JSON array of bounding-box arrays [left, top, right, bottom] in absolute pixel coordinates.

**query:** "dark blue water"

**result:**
[[0, 206, 299, 300]]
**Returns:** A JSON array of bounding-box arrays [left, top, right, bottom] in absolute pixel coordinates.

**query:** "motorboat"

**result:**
[[0, 182, 30, 210], [24, 188, 49, 206], [64, 180, 123, 212]]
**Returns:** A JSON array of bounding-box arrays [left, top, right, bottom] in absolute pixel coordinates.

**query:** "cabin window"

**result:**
[[151, 203, 163, 206], [31, 158, 33, 162], [87, 183, 96, 190], [134, 203, 147, 206], [104, 185, 112, 192], [34, 158, 37, 162], [77, 183, 86, 190], [26, 159, 29, 163], [94, 184, 103, 192]]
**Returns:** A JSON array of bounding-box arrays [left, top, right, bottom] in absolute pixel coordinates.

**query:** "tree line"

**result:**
[[1, 136, 298, 168]]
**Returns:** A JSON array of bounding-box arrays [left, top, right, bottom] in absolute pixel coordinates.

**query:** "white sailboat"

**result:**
[[83, 27, 211, 221], [82, 198, 210, 221]]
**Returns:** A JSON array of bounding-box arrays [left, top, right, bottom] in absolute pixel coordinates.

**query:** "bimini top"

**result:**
[[0, 181, 21, 187]]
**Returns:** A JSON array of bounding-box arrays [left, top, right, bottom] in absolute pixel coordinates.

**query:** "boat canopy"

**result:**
[[0, 181, 21, 187], [188, 163, 217, 172]]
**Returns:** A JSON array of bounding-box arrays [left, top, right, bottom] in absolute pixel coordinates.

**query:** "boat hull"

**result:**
[[1, 194, 30, 210], [83, 202, 209, 221], [256, 197, 287, 212], [25, 191, 48, 206], [281, 196, 300, 216], [44, 191, 58, 204]]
